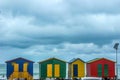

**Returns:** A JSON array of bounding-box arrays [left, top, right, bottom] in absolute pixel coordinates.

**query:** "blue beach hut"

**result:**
[[5, 57, 34, 80]]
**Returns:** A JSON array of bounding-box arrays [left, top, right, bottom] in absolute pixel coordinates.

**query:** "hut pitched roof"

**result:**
[[87, 58, 115, 63], [5, 57, 34, 63], [38, 57, 66, 63], [69, 58, 85, 64]]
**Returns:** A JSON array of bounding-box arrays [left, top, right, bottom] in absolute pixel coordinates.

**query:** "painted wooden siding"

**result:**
[[54, 64, 60, 77], [87, 58, 115, 79], [39, 58, 66, 79], [23, 63, 28, 72], [6, 58, 34, 79], [47, 64, 52, 77], [13, 63, 19, 72], [71, 59, 85, 78], [73, 64, 78, 77]]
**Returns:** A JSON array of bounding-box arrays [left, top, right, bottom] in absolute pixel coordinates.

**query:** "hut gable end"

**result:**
[[39, 57, 66, 63], [87, 58, 115, 64], [69, 58, 85, 64], [5, 57, 34, 63]]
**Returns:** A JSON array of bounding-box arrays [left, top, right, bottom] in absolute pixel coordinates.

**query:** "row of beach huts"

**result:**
[[4, 57, 116, 80]]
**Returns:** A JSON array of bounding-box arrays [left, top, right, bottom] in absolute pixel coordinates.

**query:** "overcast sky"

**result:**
[[0, 0, 120, 64]]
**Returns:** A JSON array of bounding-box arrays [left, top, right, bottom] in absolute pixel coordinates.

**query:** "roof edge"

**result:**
[[87, 57, 115, 63], [69, 58, 85, 64], [5, 57, 34, 63], [38, 57, 66, 63]]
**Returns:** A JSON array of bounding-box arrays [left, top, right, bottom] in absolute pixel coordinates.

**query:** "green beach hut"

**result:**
[[38, 58, 66, 79]]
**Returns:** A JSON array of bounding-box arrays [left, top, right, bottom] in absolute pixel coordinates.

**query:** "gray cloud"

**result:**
[[0, 42, 118, 63], [0, 0, 120, 64], [0, 13, 120, 48]]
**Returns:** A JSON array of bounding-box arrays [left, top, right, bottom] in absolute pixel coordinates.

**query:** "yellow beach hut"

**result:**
[[68, 58, 85, 79]]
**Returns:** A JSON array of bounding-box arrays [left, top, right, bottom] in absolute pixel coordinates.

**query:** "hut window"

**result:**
[[23, 63, 28, 72], [47, 64, 52, 77], [54, 64, 60, 77], [98, 64, 102, 77], [12, 63, 19, 72], [73, 64, 78, 77], [104, 64, 108, 76]]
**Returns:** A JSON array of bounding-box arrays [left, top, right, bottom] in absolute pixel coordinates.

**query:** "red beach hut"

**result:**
[[87, 58, 115, 79]]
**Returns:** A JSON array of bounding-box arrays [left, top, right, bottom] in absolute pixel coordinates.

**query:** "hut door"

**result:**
[[54, 64, 60, 77], [13, 63, 19, 72], [98, 64, 102, 77], [23, 63, 28, 72], [73, 64, 78, 77], [47, 64, 52, 77], [104, 64, 108, 76]]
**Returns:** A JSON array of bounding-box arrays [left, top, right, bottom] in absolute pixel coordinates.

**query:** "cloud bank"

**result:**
[[0, 0, 120, 63]]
